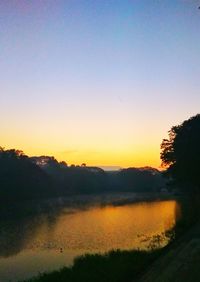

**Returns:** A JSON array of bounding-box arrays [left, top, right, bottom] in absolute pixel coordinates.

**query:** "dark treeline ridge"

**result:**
[[0, 147, 164, 203]]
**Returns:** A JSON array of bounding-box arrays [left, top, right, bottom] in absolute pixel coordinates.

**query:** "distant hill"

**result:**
[[98, 166, 121, 171]]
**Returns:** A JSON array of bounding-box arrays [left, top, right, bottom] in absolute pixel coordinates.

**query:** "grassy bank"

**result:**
[[20, 249, 162, 282]]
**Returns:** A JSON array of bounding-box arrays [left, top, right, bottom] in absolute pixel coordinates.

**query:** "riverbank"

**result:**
[[19, 196, 197, 282], [19, 248, 163, 282], [0, 192, 177, 220], [139, 219, 200, 282], [20, 218, 200, 282]]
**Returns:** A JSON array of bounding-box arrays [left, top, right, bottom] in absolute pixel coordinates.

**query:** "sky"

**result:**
[[1, 0, 200, 168]]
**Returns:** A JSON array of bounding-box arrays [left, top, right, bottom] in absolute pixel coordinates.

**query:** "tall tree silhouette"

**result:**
[[161, 114, 200, 192], [0, 148, 56, 202]]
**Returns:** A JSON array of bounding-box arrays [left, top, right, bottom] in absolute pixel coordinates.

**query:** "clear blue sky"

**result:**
[[1, 0, 200, 167]]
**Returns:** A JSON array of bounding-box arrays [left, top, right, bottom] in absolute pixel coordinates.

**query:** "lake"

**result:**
[[0, 199, 180, 282]]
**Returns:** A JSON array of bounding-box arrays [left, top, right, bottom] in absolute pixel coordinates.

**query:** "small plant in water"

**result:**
[[139, 228, 176, 251]]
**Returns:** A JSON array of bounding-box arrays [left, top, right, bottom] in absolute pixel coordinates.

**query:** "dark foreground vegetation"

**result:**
[[20, 249, 162, 282]]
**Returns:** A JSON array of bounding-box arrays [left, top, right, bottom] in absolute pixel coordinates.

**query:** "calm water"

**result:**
[[0, 200, 180, 282]]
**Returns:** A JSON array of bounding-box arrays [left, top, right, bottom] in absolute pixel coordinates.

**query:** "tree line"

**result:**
[[3, 112, 200, 204], [0, 147, 163, 203]]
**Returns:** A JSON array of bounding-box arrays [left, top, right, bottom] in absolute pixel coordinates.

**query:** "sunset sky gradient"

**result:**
[[1, 0, 200, 168]]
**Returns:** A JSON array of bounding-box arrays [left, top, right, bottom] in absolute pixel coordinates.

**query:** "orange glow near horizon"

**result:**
[[0, 115, 167, 168], [1, 134, 162, 168], [0, 111, 167, 169]]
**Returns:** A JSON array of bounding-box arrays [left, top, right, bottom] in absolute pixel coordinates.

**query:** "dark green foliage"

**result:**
[[0, 147, 165, 204], [33, 156, 164, 194], [31, 156, 108, 194], [20, 249, 161, 282], [0, 148, 56, 203], [118, 167, 162, 192], [161, 114, 200, 192]]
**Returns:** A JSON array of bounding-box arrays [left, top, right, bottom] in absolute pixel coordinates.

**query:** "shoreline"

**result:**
[[0, 192, 178, 220]]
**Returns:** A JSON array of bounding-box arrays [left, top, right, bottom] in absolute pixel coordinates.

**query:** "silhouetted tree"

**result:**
[[161, 114, 200, 192], [0, 149, 56, 202]]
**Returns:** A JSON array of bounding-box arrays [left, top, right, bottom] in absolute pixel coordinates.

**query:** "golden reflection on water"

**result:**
[[52, 200, 180, 251], [0, 200, 180, 282]]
